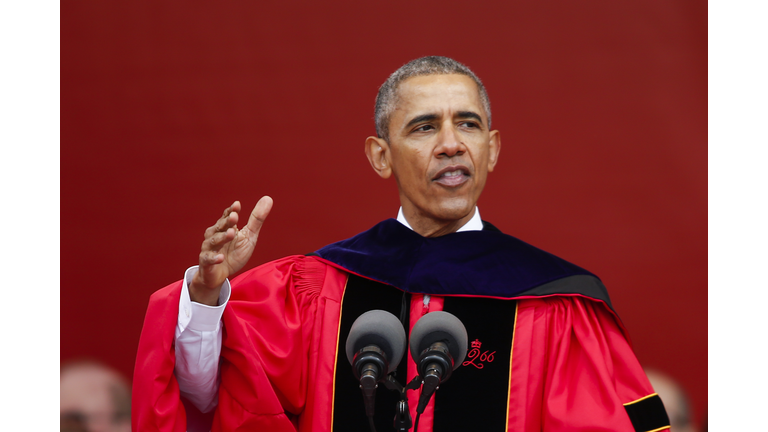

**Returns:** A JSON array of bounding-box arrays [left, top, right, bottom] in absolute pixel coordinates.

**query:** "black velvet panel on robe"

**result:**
[[332, 275, 410, 432], [433, 296, 517, 431]]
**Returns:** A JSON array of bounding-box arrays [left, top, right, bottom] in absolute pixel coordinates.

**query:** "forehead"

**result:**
[[393, 74, 484, 119]]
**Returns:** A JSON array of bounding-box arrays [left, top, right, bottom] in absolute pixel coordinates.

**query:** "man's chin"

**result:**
[[428, 202, 476, 224]]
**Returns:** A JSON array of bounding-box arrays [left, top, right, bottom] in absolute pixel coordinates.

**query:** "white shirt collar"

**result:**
[[396, 206, 483, 233]]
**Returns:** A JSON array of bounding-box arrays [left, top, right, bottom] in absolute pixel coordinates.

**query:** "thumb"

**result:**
[[246, 195, 273, 237]]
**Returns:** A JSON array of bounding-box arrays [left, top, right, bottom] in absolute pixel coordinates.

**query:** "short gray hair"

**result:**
[[374, 56, 492, 142]]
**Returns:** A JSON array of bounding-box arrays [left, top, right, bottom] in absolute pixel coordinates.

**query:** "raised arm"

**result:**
[[134, 195, 326, 432], [173, 197, 273, 412]]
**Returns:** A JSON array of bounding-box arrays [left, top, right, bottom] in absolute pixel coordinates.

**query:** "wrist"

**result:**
[[189, 273, 222, 306]]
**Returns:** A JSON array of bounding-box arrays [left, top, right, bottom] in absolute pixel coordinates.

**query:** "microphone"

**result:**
[[345, 310, 407, 419], [409, 311, 468, 415]]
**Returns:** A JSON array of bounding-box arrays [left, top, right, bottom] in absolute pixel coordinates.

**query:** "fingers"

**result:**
[[221, 200, 241, 217], [199, 250, 224, 267], [202, 227, 236, 251], [205, 203, 240, 239], [200, 202, 241, 271], [246, 196, 273, 236], [199, 198, 270, 275], [197, 201, 246, 290]]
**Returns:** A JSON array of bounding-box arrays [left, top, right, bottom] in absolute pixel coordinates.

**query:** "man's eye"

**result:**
[[461, 121, 479, 128], [415, 124, 434, 132]]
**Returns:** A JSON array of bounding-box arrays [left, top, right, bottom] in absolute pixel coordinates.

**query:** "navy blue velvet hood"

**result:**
[[313, 219, 596, 298]]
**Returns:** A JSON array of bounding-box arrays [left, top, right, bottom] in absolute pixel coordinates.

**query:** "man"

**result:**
[[133, 56, 669, 431], [61, 360, 132, 432]]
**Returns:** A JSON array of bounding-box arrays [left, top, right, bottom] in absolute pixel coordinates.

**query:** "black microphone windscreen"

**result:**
[[345, 310, 407, 373], [409, 311, 468, 369]]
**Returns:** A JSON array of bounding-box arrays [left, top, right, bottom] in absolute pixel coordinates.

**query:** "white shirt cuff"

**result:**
[[178, 266, 231, 334]]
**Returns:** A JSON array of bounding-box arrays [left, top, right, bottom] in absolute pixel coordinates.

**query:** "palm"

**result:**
[[222, 226, 258, 276]]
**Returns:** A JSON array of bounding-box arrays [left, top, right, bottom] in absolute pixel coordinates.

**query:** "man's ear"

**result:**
[[487, 130, 501, 172], [365, 136, 392, 179]]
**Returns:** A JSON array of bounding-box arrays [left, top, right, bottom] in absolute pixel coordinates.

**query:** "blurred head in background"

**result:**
[[61, 360, 131, 432], [645, 368, 697, 432]]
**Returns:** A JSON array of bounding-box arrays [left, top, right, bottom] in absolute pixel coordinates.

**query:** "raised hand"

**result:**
[[189, 196, 273, 306]]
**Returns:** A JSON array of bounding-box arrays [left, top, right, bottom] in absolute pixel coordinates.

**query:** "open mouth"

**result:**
[[432, 166, 470, 187]]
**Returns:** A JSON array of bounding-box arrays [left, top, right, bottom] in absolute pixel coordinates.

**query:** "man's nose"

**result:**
[[434, 124, 465, 158]]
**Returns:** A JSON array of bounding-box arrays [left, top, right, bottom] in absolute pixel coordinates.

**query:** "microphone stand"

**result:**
[[383, 375, 422, 432]]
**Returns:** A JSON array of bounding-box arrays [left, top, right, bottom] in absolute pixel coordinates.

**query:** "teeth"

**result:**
[[443, 170, 463, 177]]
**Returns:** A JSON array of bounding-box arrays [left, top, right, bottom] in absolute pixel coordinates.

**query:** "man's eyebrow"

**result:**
[[405, 113, 439, 129], [456, 111, 484, 124]]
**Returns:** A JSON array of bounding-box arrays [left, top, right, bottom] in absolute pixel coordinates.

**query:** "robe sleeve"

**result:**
[[537, 296, 670, 432], [132, 255, 326, 432], [132, 278, 187, 432]]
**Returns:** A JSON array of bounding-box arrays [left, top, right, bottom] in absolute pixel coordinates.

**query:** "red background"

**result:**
[[61, 0, 707, 425]]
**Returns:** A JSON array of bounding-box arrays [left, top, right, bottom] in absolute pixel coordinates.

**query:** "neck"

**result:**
[[402, 207, 476, 238]]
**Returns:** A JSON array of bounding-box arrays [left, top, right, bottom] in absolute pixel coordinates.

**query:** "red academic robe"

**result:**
[[132, 254, 668, 432]]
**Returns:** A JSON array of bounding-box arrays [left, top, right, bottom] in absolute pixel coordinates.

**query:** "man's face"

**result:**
[[385, 74, 499, 224]]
